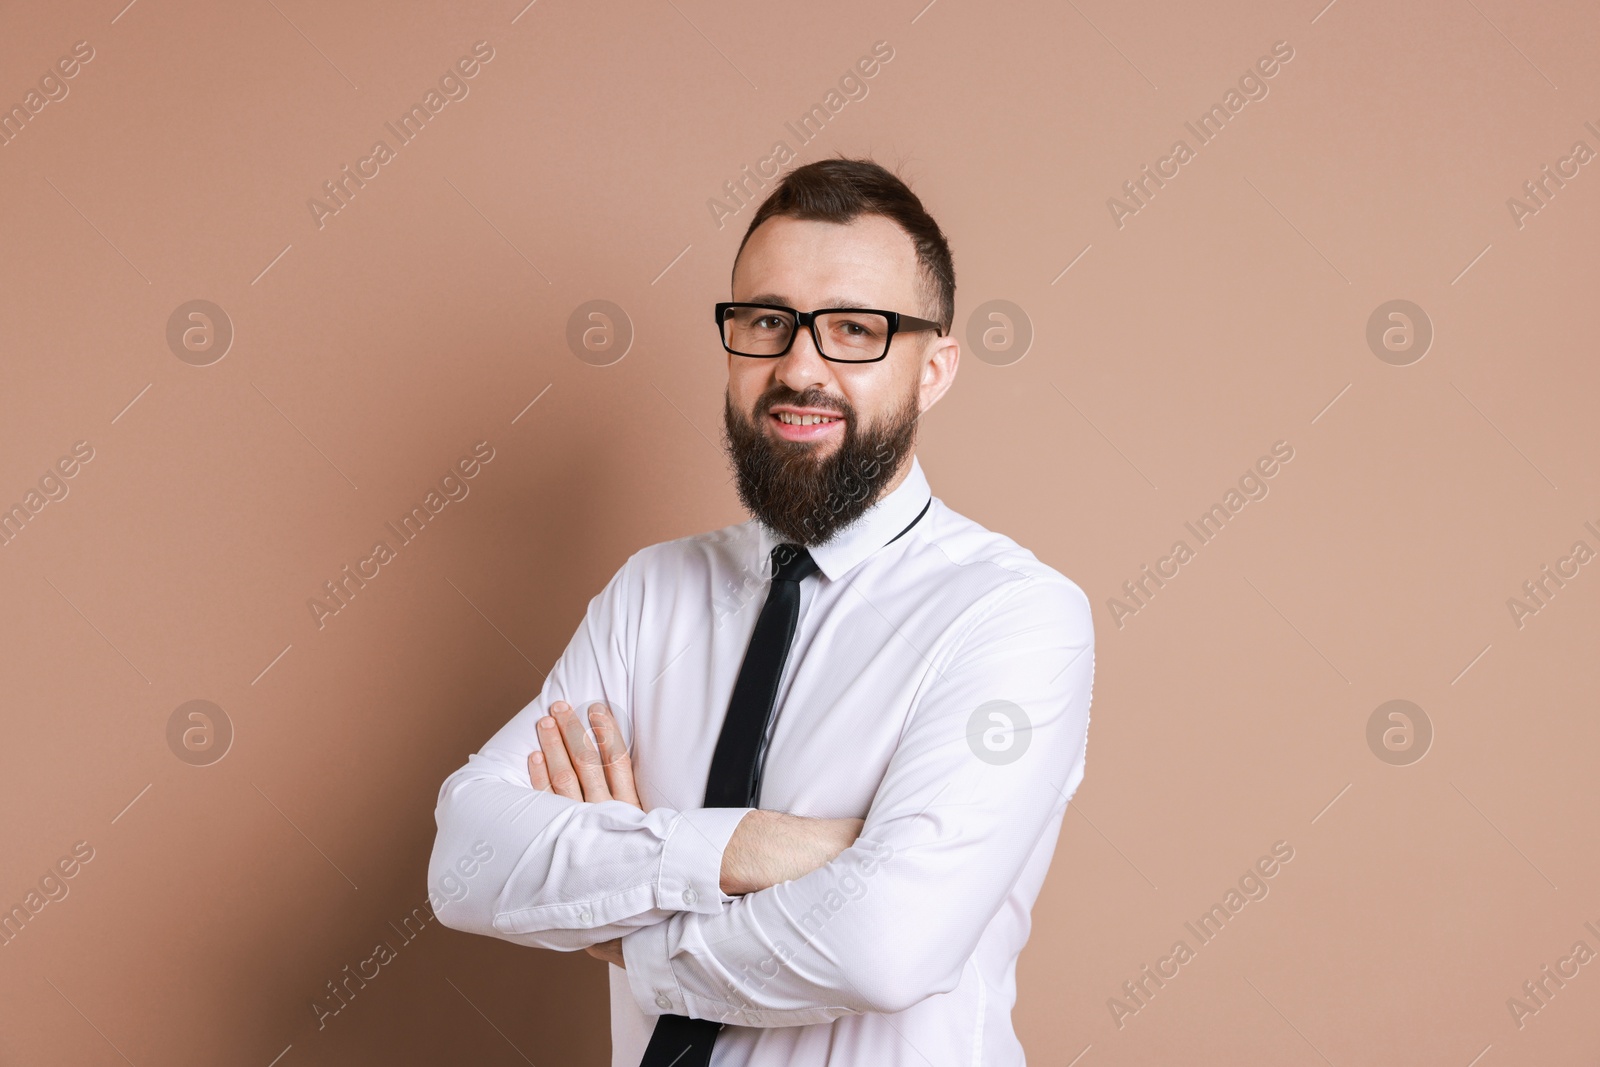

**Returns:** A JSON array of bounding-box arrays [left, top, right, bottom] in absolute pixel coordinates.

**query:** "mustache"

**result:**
[[754, 386, 854, 421]]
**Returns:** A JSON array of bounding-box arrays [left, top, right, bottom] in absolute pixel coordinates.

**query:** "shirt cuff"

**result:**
[[656, 806, 751, 914], [622, 916, 682, 1016]]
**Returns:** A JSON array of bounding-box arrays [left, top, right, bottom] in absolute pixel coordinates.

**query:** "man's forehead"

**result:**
[[732, 215, 921, 303]]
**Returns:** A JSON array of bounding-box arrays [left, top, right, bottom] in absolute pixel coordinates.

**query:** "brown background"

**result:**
[[2, 0, 1597, 1063]]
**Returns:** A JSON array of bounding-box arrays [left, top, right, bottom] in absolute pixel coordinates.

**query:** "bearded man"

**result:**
[[430, 156, 1095, 1067]]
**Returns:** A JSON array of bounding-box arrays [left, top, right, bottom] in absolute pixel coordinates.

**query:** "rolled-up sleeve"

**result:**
[[619, 573, 1095, 1025], [429, 552, 754, 951]]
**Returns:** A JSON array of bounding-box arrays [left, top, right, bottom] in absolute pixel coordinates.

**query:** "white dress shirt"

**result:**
[[429, 455, 1095, 1066]]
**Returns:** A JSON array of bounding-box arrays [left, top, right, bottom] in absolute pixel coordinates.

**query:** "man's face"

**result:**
[[721, 214, 958, 547]]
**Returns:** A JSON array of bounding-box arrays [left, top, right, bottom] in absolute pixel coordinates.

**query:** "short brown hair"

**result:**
[[734, 157, 956, 335]]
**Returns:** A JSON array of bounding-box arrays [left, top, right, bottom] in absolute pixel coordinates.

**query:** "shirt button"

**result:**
[[578, 909, 592, 924], [682, 888, 698, 906], [655, 994, 673, 1010]]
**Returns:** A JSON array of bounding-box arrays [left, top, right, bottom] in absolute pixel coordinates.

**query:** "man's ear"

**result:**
[[918, 333, 960, 414]]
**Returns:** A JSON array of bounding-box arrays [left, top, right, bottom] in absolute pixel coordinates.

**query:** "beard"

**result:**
[[721, 379, 921, 548]]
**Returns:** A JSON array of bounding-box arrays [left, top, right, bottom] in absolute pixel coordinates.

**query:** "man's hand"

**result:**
[[586, 937, 625, 968], [522, 702, 639, 969], [527, 701, 641, 808]]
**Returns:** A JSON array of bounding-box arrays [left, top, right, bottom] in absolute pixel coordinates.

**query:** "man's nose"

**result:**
[[774, 323, 831, 393]]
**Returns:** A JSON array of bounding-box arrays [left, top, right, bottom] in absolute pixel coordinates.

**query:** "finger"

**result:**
[[552, 703, 612, 803], [527, 747, 551, 791], [588, 704, 642, 808], [538, 705, 584, 801]]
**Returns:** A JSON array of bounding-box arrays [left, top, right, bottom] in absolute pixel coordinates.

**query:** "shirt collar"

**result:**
[[754, 455, 932, 583]]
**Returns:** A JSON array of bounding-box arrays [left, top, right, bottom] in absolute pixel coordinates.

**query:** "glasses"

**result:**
[[714, 302, 945, 364]]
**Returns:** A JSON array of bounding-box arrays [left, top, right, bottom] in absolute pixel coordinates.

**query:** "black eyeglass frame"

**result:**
[[714, 301, 946, 364]]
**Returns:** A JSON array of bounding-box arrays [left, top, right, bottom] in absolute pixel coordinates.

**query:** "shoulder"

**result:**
[[909, 497, 1093, 637]]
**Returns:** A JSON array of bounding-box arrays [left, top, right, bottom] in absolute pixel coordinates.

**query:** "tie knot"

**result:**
[[770, 543, 819, 583]]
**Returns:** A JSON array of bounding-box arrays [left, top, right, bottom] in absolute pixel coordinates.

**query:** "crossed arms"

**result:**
[[428, 554, 1094, 1026], [523, 699, 866, 968]]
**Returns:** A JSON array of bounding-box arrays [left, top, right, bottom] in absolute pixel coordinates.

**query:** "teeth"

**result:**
[[777, 412, 839, 426]]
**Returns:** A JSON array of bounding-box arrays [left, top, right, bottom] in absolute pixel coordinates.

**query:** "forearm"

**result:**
[[581, 810, 862, 967], [719, 810, 864, 895], [623, 835, 908, 1026]]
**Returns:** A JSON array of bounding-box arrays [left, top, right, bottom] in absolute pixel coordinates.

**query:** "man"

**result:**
[[429, 157, 1095, 1066]]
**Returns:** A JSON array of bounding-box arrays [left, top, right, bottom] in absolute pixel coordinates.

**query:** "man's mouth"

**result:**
[[768, 407, 844, 442]]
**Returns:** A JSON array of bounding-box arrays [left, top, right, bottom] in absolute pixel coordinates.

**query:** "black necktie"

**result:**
[[637, 500, 930, 1066], [638, 542, 819, 1067]]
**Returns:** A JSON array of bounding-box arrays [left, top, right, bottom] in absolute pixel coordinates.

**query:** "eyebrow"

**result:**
[[744, 293, 876, 310]]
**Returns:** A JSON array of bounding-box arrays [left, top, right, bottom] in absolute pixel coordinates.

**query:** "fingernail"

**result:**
[[531, 751, 543, 764], [540, 717, 555, 729]]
